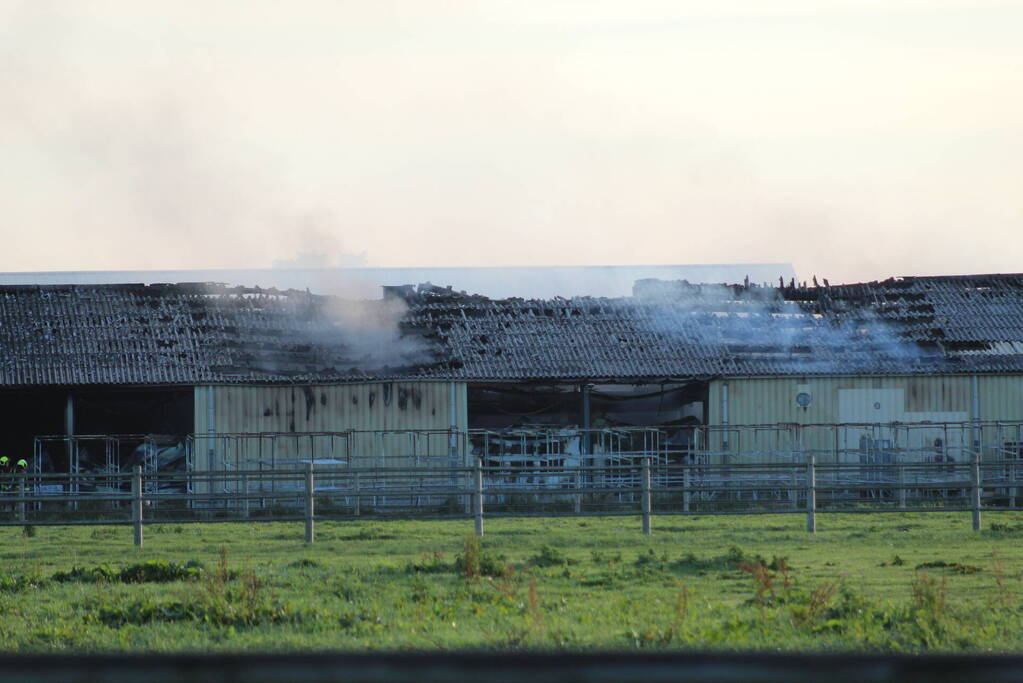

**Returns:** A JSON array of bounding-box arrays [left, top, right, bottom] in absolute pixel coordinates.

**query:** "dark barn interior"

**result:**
[[0, 388, 192, 473]]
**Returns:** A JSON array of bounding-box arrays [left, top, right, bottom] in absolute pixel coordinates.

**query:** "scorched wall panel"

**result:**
[[195, 382, 466, 434], [193, 382, 468, 470]]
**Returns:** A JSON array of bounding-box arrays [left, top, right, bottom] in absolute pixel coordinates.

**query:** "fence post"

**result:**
[[898, 459, 907, 509], [241, 473, 249, 519], [353, 471, 361, 517], [805, 455, 816, 534], [473, 456, 484, 537], [573, 469, 582, 514], [305, 462, 315, 544], [18, 473, 26, 523], [641, 456, 652, 536], [683, 464, 690, 513], [132, 465, 143, 548], [971, 450, 982, 532]]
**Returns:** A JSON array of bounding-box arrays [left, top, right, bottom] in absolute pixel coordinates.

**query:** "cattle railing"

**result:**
[[0, 457, 1018, 545]]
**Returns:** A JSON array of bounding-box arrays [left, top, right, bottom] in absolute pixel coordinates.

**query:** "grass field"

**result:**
[[2, 511, 1023, 653]]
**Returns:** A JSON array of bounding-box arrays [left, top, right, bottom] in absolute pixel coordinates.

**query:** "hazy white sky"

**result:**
[[2, 1, 1021, 283]]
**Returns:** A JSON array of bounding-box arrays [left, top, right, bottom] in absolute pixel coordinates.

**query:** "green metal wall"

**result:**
[[706, 375, 990, 426], [704, 374, 1023, 462], [193, 382, 468, 470]]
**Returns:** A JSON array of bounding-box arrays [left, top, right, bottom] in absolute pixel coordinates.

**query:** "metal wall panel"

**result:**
[[705, 375, 1023, 460], [707, 375, 990, 427], [193, 382, 468, 470], [195, 382, 466, 433], [977, 375, 1023, 421]]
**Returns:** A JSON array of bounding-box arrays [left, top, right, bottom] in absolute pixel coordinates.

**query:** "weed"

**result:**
[[772, 556, 791, 589], [590, 550, 621, 565], [911, 572, 948, 619], [790, 582, 838, 625], [725, 545, 747, 564], [0, 574, 46, 593], [737, 560, 775, 604], [119, 560, 206, 583], [992, 552, 1011, 606], [341, 527, 397, 541], [458, 534, 481, 578], [659, 584, 690, 645], [53, 560, 206, 585], [525, 581, 544, 636], [22, 525, 35, 538], [289, 558, 321, 569], [410, 551, 449, 574], [455, 535, 507, 578], [915, 560, 983, 575], [530, 545, 574, 568]]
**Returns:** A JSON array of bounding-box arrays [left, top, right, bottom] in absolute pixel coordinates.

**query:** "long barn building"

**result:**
[[1, 273, 1022, 474]]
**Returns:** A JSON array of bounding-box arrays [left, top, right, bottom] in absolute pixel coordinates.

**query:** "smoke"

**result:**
[[638, 283, 932, 374], [317, 295, 432, 372], [0, 2, 361, 272], [5, 2, 1020, 282]]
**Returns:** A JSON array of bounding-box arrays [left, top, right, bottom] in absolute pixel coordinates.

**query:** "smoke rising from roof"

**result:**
[[637, 282, 931, 374]]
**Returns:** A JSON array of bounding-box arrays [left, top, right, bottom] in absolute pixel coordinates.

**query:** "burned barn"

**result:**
[[1, 274, 1022, 487]]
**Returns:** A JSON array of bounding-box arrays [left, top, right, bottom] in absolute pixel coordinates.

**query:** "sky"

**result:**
[[1, 1, 1021, 284]]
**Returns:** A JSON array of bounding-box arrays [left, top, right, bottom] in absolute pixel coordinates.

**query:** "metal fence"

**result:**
[[33, 421, 1023, 475], [0, 453, 1017, 545]]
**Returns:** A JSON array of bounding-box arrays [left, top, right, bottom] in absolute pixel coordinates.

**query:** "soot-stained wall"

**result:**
[[193, 382, 468, 469], [195, 382, 466, 434]]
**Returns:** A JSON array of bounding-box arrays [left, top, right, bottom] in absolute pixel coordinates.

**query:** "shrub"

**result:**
[[915, 560, 982, 575], [53, 560, 206, 584], [911, 572, 947, 619], [289, 558, 321, 569], [0, 574, 45, 593], [455, 534, 506, 578], [409, 551, 450, 575], [530, 545, 574, 568]]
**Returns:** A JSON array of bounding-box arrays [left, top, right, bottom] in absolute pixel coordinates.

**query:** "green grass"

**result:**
[[2, 512, 1023, 652]]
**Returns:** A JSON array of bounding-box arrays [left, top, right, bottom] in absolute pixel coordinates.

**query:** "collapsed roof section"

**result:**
[[1, 274, 1022, 387], [0, 283, 445, 386], [404, 273, 1023, 379]]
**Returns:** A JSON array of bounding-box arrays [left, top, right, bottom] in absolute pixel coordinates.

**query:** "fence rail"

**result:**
[[2, 457, 1019, 545]]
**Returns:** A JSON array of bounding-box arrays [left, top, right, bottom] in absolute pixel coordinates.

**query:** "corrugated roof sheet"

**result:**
[[2, 275, 1022, 387]]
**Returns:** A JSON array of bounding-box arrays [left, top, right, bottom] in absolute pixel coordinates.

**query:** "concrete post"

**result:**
[[898, 459, 907, 509], [573, 470, 582, 514], [305, 462, 315, 544], [241, 473, 249, 518], [683, 463, 691, 513], [641, 456, 652, 536], [972, 451, 982, 532], [132, 466, 143, 548], [354, 471, 361, 517], [806, 455, 816, 534], [473, 457, 484, 537], [18, 473, 26, 523]]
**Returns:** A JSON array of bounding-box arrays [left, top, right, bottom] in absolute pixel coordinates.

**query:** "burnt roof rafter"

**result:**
[[1, 274, 1022, 387]]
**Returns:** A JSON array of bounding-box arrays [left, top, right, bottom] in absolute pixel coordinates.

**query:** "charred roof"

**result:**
[[2, 274, 1022, 387]]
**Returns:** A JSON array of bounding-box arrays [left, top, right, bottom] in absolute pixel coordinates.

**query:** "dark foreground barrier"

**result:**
[[0, 652, 1020, 683]]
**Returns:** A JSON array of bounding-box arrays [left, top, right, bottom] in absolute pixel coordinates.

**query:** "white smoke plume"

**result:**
[[638, 282, 931, 374]]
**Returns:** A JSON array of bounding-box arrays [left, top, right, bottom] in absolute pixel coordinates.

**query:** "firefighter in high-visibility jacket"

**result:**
[[0, 456, 9, 507], [13, 460, 27, 504]]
